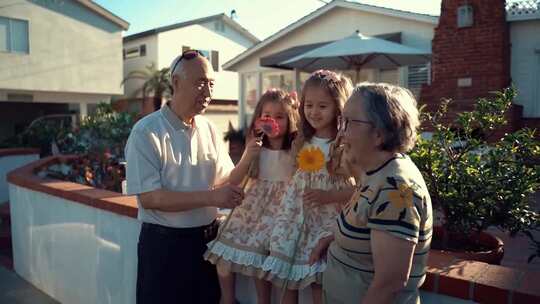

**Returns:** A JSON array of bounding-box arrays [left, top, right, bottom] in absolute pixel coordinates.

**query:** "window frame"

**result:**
[[0, 16, 30, 54]]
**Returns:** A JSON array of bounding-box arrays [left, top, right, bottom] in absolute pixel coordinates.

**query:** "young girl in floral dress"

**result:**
[[205, 88, 300, 304], [262, 70, 355, 304]]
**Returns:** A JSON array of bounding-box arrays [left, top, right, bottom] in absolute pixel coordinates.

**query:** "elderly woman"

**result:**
[[310, 83, 433, 304]]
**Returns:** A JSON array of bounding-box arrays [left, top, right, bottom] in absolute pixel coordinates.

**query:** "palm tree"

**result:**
[[121, 63, 173, 112]]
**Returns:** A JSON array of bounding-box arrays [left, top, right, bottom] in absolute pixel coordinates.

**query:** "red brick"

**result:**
[[513, 270, 540, 303], [6, 156, 138, 219], [0, 148, 40, 158], [421, 272, 438, 292], [473, 264, 523, 304], [427, 250, 457, 272], [437, 259, 488, 300]]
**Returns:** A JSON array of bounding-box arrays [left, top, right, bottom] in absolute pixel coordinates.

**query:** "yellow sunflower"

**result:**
[[388, 183, 414, 209], [297, 146, 325, 173]]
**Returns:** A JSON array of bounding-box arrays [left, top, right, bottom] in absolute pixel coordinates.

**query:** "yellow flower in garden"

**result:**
[[388, 183, 414, 209], [297, 146, 325, 173]]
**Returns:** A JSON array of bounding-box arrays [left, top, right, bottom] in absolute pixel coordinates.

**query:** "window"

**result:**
[[407, 64, 430, 97], [0, 17, 29, 53], [123, 44, 146, 59], [243, 73, 258, 114], [262, 71, 293, 93], [457, 5, 474, 28], [124, 47, 139, 59]]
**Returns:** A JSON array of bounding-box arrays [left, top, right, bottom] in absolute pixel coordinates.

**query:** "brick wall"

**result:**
[[420, 0, 520, 135]]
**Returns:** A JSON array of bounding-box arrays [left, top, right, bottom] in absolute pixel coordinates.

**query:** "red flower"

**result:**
[[255, 117, 280, 137]]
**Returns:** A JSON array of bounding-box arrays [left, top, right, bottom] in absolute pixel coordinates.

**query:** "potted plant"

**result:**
[[224, 122, 246, 164], [410, 88, 540, 264]]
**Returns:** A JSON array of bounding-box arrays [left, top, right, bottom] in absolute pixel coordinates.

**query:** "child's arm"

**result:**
[[303, 187, 355, 207], [228, 137, 262, 186]]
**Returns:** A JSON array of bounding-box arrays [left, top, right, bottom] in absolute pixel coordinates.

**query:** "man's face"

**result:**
[[172, 56, 215, 118]]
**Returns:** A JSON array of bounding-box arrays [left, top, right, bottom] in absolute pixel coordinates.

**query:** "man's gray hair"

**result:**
[[169, 55, 187, 80], [351, 82, 420, 153]]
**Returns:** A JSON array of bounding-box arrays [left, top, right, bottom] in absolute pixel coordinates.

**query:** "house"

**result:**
[[0, 0, 129, 142], [223, 0, 438, 128], [121, 13, 260, 134], [421, 0, 540, 137]]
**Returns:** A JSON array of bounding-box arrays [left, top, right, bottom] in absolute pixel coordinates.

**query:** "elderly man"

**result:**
[[125, 50, 244, 304], [311, 83, 433, 304]]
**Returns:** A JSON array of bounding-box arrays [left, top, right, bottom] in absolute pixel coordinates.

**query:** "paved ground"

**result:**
[[488, 191, 540, 272], [0, 266, 59, 304]]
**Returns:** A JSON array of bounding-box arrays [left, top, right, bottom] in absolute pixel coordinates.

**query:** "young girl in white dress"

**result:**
[[205, 88, 300, 304], [262, 70, 355, 304]]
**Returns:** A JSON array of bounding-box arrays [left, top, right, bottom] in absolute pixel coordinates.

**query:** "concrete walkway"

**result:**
[[0, 266, 59, 304]]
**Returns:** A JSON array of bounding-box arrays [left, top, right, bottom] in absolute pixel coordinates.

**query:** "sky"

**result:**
[[94, 0, 442, 40]]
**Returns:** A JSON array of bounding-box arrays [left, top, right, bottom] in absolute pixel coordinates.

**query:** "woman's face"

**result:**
[[340, 97, 380, 170]]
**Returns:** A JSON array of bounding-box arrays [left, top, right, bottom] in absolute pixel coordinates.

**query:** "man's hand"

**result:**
[[210, 184, 244, 208], [309, 235, 334, 265]]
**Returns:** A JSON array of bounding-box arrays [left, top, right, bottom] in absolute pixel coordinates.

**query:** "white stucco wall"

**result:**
[[157, 24, 248, 101], [0, 153, 39, 203], [9, 184, 141, 304], [510, 19, 540, 118], [231, 7, 435, 73], [200, 20, 256, 49], [0, 1, 125, 95]]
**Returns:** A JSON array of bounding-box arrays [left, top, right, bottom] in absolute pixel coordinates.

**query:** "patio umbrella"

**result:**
[[280, 31, 431, 82]]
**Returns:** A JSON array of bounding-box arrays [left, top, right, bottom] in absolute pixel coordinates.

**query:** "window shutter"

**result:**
[[211, 50, 219, 72], [140, 44, 146, 56], [407, 64, 430, 97]]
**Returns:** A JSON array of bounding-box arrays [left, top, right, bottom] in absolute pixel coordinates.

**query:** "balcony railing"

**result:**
[[506, 0, 540, 21]]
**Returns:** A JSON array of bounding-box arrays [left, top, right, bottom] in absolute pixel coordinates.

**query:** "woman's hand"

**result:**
[[309, 235, 334, 265]]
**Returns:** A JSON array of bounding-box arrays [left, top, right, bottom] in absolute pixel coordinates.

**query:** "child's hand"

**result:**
[[303, 188, 331, 207], [243, 136, 262, 162], [309, 235, 334, 265]]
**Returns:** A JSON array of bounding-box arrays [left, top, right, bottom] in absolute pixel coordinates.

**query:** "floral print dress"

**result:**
[[204, 148, 295, 278], [262, 137, 354, 289]]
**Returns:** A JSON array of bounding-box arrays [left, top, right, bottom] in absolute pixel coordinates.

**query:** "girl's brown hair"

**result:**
[[246, 88, 300, 178], [292, 70, 353, 174], [247, 88, 300, 149]]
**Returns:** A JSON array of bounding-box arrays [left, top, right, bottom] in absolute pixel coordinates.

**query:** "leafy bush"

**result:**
[[410, 88, 540, 240]]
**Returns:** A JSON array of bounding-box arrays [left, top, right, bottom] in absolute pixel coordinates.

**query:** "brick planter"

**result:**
[[432, 226, 505, 265]]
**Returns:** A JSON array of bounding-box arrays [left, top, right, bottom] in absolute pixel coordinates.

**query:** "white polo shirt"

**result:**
[[125, 104, 234, 228]]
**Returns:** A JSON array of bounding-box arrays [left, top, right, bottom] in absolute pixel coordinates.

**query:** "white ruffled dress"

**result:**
[[204, 148, 295, 278]]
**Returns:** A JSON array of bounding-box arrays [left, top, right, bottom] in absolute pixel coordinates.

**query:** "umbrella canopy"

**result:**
[[280, 32, 431, 73]]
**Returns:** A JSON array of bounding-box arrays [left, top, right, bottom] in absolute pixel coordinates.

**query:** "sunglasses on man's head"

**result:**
[[171, 49, 204, 74]]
